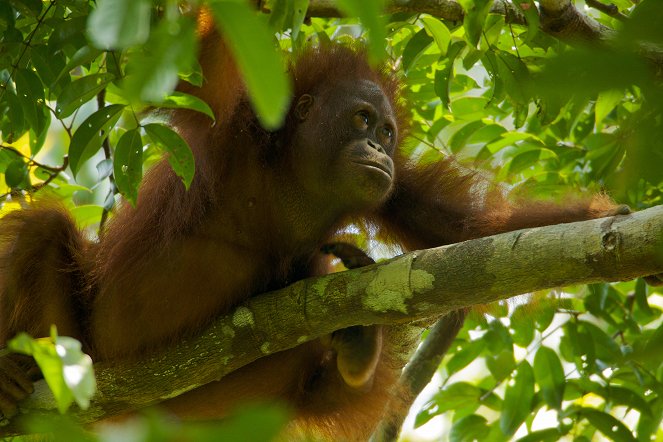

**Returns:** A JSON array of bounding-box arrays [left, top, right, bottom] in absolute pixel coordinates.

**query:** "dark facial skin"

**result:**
[[289, 80, 398, 213]]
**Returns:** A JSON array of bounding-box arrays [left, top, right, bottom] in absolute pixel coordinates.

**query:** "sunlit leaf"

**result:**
[[510, 304, 535, 347], [71, 205, 104, 229], [403, 29, 433, 73], [421, 16, 451, 55], [446, 339, 484, 374], [501, 362, 534, 437], [579, 408, 638, 442], [450, 414, 490, 442], [459, 0, 491, 47], [434, 40, 465, 109], [595, 89, 623, 128], [533, 346, 565, 410], [8, 329, 96, 413]]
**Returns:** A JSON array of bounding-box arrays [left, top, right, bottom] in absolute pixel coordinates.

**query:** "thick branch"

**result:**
[[307, 0, 663, 72], [308, 0, 609, 42], [3, 205, 663, 435]]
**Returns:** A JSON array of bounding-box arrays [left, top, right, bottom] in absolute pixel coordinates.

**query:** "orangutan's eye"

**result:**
[[354, 111, 370, 129]]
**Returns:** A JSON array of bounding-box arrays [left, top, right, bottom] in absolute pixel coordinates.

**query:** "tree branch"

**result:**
[[306, 0, 663, 74], [307, 0, 611, 42], [371, 309, 468, 442], [2, 205, 663, 436]]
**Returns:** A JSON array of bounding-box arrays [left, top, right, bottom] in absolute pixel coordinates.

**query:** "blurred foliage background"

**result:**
[[1, 0, 662, 440]]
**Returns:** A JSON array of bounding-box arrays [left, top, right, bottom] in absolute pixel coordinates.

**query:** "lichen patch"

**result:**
[[232, 307, 255, 328], [363, 256, 417, 313]]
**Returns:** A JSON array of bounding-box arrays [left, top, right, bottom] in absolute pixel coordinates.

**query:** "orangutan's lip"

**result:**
[[353, 160, 393, 178]]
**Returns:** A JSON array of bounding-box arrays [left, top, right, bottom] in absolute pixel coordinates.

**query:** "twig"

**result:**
[[585, 0, 628, 21], [0, 145, 64, 172], [97, 89, 116, 235], [370, 309, 467, 442]]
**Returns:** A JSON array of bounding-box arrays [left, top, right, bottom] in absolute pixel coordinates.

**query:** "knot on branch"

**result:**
[[601, 230, 620, 252]]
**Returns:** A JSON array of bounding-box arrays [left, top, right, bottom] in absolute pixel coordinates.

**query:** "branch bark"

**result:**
[[2, 205, 663, 436], [307, 0, 613, 42]]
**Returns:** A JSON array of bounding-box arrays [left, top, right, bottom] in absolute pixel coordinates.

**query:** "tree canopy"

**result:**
[[0, 0, 662, 441]]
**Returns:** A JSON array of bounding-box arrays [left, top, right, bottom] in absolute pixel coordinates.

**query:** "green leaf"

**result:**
[[500, 361, 535, 437], [209, 0, 291, 130], [481, 14, 504, 50], [30, 45, 67, 91], [510, 304, 535, 347], [268, 0, 290, 31], [446, 338, 485, 374], [4, 159, 28, 188], [2, 90, 26, 141], [402, 29, 433, 73], [579, 408, 637, 442], [123, 17, 197, 102], [449, 120, 484, 154], [514, 0, 539, 43], [69, 104, 125, 176], [114, 129, 144, 205], [460, 0, 492, 47], [156, 92, 215, 121], [335, 0, 387, 61], [450, 415, 490, 442], [8, 0, 42, 16], [434, 40, 466, 109], [533, 346, 565, 410], [0, 3, 14, 31], [71, 205, 104, 229], [578, 321, 622, 363], [14, 69, 48, 136], [50, 335, 96, 410], [143, 123, 194, 189], [451, 96, 489, 120], [59, 46, 104, 82], [572, 110, 595, 143], [533, 300, 556, 332], [421, 16, 451, 55], [515, 428, 566, 442], [291, 0, 309, 42], [537, 47, 650, 100], [87, 0, 152, 49], [486, 349, 516, 381], [466, 123, 506, 144], [56, 73, 115, 118], [621, 0, 663, 45], [634, 278, 654, 317], [484, 132, 540, 155], [204, 403, 290, 441], [604, 386, 652, 417], [8, 329, 96, 413], [433, 382, 483, 412], [508, 149, 540, 176], [595, 89, 622, 128]]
